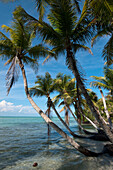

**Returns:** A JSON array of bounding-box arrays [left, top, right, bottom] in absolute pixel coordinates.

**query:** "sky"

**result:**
[[0, 0, 109, 117]]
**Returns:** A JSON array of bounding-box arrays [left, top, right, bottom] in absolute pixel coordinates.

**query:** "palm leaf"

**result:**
[[28, 44, 49, 59], [73, 0, 81, 13], [91, 28, 111, 47], [35, 0, 50, 20], [102, 33, 113, 65], [6, 56, 20, 95], [29, 86, 46, 97], [72, 43, 93, 54], [59, 106, 65, 113]]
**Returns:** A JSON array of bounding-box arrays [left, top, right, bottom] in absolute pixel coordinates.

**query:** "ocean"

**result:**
[[0, 116, 113, 170]]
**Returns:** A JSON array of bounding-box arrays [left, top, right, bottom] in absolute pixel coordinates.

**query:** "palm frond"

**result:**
[[102, 33, 113, 65], [28, 44, 49, 59], [6, 56, 20, 95], [72, 43, 93, 54], [90, 81, 109, 90], [22, 56, 39, 73], [52, 94, 61, 105], [29, 86, 46, 97], [1, 25, 14, 34], [91, 28, 112, 47], [48, 0, 77, 37], [4, 57, 14, 65], [0, 31, 15, 58], [73, 0, 81, 13], [58, 101, 65, 107], [104, 0, 113, 12], [36, 20, 61, 45], [42, 53, 56, 65], [13, 6, 39, 24], [35, 0, 50, 20], [59, 106, 65, 113]]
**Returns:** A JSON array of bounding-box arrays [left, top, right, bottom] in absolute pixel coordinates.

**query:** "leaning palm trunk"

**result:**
[[76, 81, 81, 125], [76, 77, 99, 131], [66, 43, 113, 143], [48, 96, 79, 138], [67, 105, 84, 130], [99, 86, 112, 128], [67, 105, 99, 135], [18, 56, 102, 156], [82, 112, 98, 130]]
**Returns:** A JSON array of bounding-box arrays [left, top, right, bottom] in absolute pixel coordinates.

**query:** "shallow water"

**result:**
[[0, 117, 113, 170]]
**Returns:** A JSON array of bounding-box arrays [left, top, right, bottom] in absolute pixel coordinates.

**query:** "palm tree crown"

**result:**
[[29, 72, 54, 98], [91, 67, 113, 97], [0, 12, 50, 94]]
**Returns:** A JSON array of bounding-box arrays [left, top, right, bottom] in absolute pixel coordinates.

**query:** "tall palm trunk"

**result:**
[[76, 81, 81, 126], [73, 97, 99, 130], [65, 108, 69, 126], [68, 105, 83, 130], [47, 96, 52, 136], [64, 99, 69, 126], [18, 56, 101, 156], [67, 105, 99, 135], [66, 43, 113, 143], [99, 86, 112, 128], [48, 96, 78, 138], [47, 99, 51, 136]]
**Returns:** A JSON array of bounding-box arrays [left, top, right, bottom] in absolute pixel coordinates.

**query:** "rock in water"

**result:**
[[33, 162, 38, 167]]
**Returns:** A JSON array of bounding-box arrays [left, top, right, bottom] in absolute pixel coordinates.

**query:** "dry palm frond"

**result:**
[[6, 56, 20, 95]]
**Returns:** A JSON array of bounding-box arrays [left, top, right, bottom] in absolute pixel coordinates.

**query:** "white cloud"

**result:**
[[0, 100, 22, 112], [0, 100, 37, 116]]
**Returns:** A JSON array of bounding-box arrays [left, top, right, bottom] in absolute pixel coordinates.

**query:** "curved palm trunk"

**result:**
[[66, 44, 113, 143], [73, 88, 100, 131], [81, 112, 98, 130], [48, 96, 78, 138], [67, 105, 84, 130], [99, 87, 112, 128], [76, 81, 81, 126], [67, 105, 99, 135], [72, 101, 98, 133], [18, 57, 101, 156]]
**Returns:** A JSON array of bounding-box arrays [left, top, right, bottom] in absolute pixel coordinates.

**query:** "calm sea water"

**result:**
[[0, 116, 113, 170]]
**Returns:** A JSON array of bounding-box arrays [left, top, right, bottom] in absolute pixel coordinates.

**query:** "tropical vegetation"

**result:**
[[0, 0, 113, 156]]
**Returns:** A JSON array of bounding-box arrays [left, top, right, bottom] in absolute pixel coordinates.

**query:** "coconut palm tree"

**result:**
[[53, 73, 100, 133], [29, 72, 84, 138], [53, 73, 75, 125], [0, 9, 103, 156], [35, 0, 81, 20], [27, 0, 113, 142], [90, 67, 113, 127], [0, 15, 51, 95], [28, 0, 113, 142], [91, 25, 113, 66], [83, 0, 112, 29], [29, 72, 55, 136], [87, 0, 113, 66]]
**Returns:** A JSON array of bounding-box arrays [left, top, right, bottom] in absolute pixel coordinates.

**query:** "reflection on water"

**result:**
[[0, 117, 113, 170]]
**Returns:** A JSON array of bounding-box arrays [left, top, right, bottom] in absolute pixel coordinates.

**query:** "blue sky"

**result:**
[[0, 0, 109, 116]]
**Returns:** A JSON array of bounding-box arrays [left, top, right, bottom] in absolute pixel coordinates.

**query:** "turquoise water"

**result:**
[[0, 116, 113, 170]]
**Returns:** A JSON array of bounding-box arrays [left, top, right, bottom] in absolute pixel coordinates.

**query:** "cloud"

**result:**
[[0, 100, 37, 116], [0, 100, 22, 112]]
